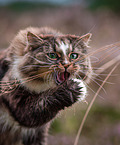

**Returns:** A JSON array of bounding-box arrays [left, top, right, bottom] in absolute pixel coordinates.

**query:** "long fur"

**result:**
[[0, 27, 92, 145]]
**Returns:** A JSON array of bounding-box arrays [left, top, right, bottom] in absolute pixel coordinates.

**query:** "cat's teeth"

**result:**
[[56, 71, 70, 84], [72, 78, 87, 102]]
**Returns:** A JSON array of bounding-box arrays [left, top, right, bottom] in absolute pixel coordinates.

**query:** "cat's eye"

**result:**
[[47, 53, 58, 60], [70, 53, 78, 60]]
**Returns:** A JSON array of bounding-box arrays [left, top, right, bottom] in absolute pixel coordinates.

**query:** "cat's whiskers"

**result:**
[[87, 41, 120, 57], [49, 73, 53, 85], [92, 67, 104, 70], [73, 42, 120, 65], [92, 71, 117, 84], [20, 70, 53, 84], [0, 80, 20, 95], [53, 66, 58, 72], [27, 54, 52, 65], [49, 65, 57, 70], [89, 56, 100, 63], [0, 70, 54, 95], [78, 69, 107, 94], [0, 79, 20, 95], [75, 73, 104, 99], [91, 76, 114, 84], [95, 46, 120, 66], [21, 65, 51, 71], [49, 66, 59, 85], [93, 72, 119, 76], [45, 71, 52, 87], [47, 58, 56, 64]]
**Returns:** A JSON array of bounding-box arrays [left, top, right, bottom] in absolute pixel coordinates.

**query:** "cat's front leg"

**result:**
[[37, 78, 87, 123], [21, 78, 86, 145], [68, 78, 87, 102], [22, 125, 49, 145], [51, 78, 87, 109]]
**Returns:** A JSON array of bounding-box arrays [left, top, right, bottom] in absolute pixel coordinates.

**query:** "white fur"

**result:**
[[72, 78, 87, 101], [11, 57, 56, 93], [59, 42, 68, 55], [59, 42, 69, 64]]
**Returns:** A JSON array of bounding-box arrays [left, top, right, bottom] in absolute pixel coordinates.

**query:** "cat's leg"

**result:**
[[1, 78, 86, 128], [0, 132, 22, 145], [22, 124, 49, 145], [50, 79, 86, 108]]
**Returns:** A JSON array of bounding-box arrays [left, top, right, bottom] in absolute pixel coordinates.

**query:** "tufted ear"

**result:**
[[73, 33, 92, 48], [27, 31, 43, 46], [25, 32, 44, 52], [80, 33, 92, 46]]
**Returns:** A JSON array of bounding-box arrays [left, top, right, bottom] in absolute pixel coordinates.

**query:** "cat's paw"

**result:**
[[52, 78, 87, 109], [67, 78, 87, 102]]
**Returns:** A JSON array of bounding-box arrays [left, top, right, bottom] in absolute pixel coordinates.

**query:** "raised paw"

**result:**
[[67, 78, 87, 102]]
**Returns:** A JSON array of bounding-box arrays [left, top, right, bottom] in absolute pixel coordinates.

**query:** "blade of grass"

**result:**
[[74, 62, 120, 145]]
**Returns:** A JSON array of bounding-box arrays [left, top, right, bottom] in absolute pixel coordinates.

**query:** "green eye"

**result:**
[[70, 53, 78, 59], [47, 53, 58, 59]]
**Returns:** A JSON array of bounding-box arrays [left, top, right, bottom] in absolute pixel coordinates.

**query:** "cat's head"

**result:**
[[9, 27, 92, 93]]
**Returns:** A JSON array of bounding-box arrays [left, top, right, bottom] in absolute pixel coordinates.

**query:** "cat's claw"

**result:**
[[72, 78, 87, 102]]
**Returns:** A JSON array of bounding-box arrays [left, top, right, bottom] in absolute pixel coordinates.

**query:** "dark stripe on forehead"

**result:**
[[60, 38, 66, 45], [52, 38, 56, 52], [55, 40, 60, 47]]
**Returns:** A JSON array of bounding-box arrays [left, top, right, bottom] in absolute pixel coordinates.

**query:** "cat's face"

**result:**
[[11, 31, 92, 93]]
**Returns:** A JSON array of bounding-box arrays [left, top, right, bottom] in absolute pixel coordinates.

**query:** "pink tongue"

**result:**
[[59, 72, 65, 82], [57, 72, 69, 83]]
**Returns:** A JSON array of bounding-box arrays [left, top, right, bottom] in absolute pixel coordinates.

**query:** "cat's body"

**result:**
[[0, 27, 92, 145]]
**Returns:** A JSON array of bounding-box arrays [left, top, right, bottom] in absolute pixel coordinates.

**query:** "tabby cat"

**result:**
[[0, 27, 92, 145]]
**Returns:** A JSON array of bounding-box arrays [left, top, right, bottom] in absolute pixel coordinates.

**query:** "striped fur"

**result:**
[[0, 27, 92, 145]]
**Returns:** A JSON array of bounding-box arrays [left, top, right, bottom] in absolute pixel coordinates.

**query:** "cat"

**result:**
[[0, 27, 92, 145]]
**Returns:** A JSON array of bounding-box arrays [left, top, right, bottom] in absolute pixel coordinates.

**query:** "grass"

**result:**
[[49, 104, 120, 145], [50, 104, 120, 134]]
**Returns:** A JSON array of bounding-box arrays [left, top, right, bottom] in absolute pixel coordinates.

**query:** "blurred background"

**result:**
[[0, 0, 120, 144]]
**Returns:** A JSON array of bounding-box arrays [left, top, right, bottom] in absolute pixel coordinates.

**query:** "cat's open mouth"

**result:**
[[55, 71, 70, 85]]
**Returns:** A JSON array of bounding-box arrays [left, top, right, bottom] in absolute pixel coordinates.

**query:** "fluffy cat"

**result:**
[[0, 27, 92, 145]]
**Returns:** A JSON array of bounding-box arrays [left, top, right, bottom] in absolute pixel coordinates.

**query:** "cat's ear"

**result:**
[[73, 33, 92, 48], [75, 33, 92, 48], [27, 31, 43, 45], [80, 33, 92, 46], [25, 32, 43, 52], [69, 33, 92, 49]]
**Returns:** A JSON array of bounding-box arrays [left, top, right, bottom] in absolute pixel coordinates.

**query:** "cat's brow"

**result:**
[[55, 38, 71, 55]]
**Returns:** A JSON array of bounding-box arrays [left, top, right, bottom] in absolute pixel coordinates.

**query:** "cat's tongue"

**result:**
[[57, 71, 70, 84]]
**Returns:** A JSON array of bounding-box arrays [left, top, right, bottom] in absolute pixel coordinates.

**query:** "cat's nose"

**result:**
[[63, 63, 70, 69]]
